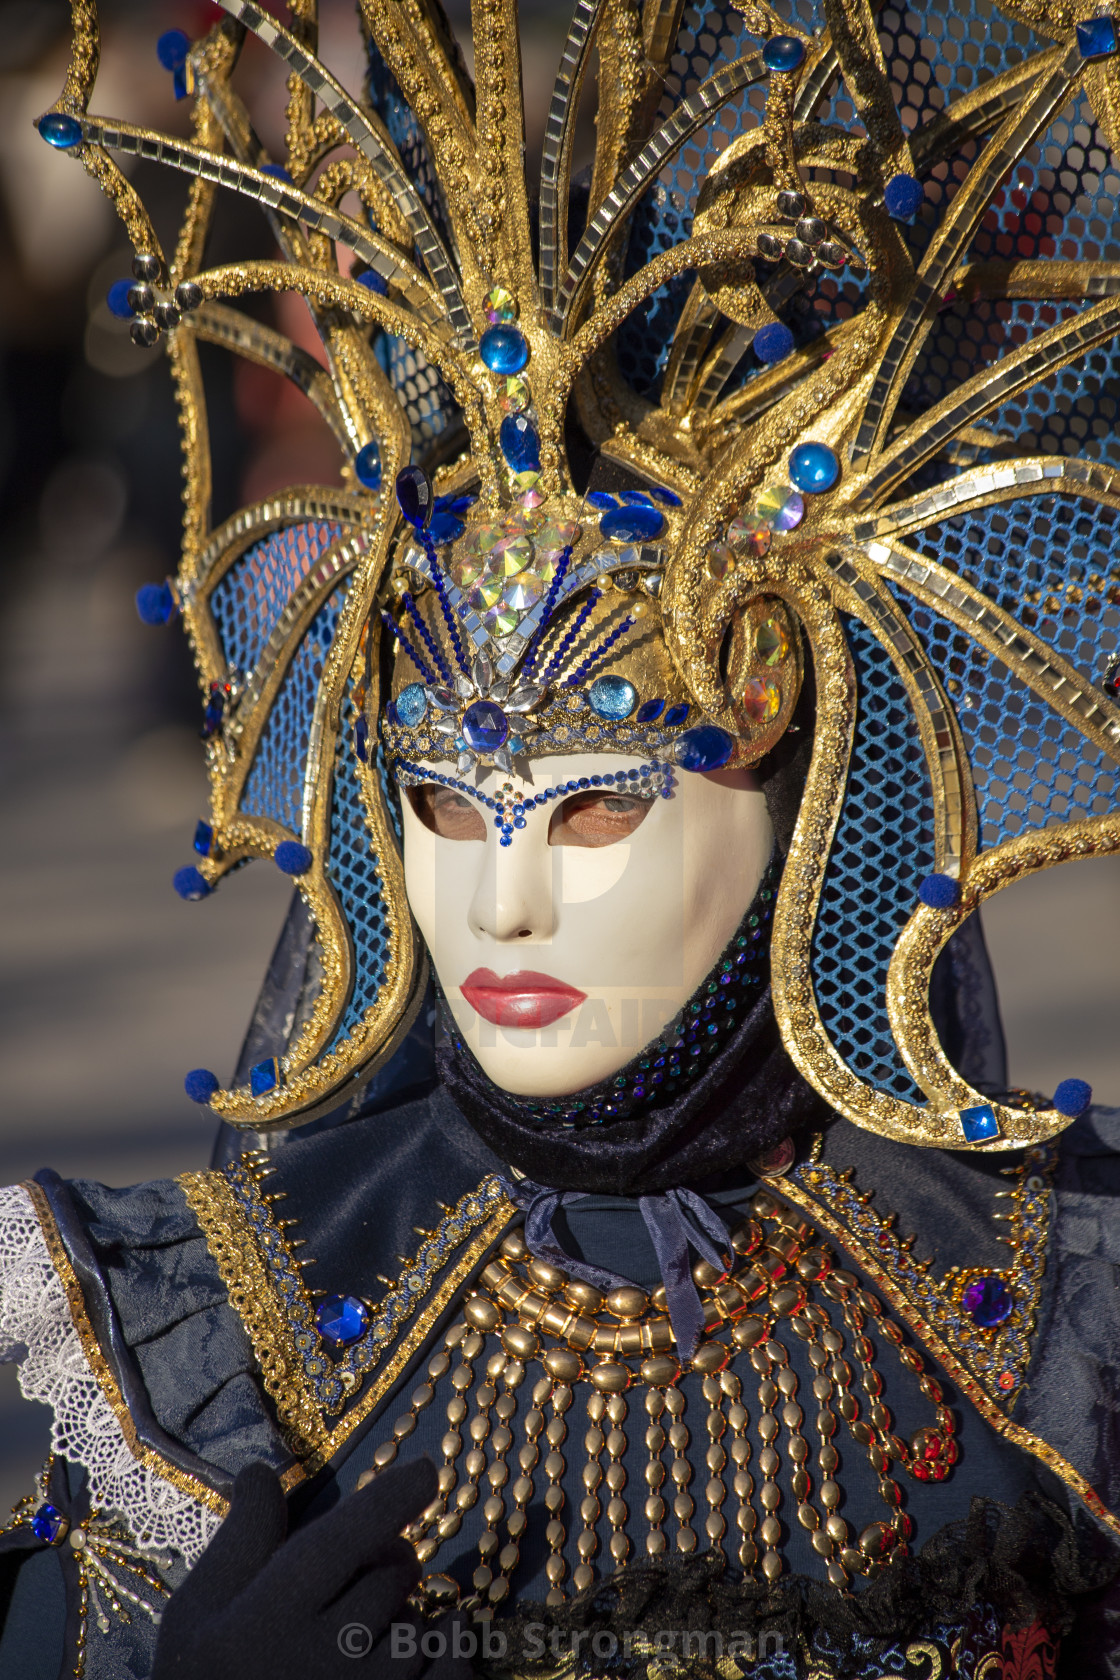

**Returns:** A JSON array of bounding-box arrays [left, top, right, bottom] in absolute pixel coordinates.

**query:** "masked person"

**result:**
[[3, 2, 1120, 1676]]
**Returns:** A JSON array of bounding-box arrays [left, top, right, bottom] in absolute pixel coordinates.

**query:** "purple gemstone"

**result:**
[[962, 1275, 1012, 1328]]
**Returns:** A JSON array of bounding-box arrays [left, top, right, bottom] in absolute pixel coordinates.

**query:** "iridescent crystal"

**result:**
[[502, 506, 545, 536], [490, 535, 534, 576], [468, 576, 504, 613], [452, 551, 486, 589], [480, 595, 520, 634], [517, 485, 545, 509], [503, 574, 543, 613], [485, 285, 517, 323], [707, 543, 736, 580], [728, 513, 772, 557], [533, 546, 565, 582], [538, 520, 580, 549], [755, 617, 790, 665], [742, 677, 781, 721], [755, 483, 805, 532], [499, 375, 531, 415]]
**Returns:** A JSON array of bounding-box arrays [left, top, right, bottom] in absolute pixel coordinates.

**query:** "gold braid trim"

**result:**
[[23, 1181, 228, 1518], [770, 1169, 1120, 1537], [178, 1170, 328, 1458]]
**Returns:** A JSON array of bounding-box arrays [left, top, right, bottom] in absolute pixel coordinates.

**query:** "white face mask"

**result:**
[[401, 752, 774, 1098]]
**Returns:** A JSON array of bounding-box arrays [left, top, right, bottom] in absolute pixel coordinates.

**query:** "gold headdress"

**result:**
[[40, 0, 1120, 1148]]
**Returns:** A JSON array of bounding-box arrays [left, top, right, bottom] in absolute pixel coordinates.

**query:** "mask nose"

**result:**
[[469, 815, 556, 943]]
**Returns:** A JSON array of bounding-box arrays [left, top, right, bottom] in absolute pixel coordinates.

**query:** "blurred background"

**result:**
[[0, 0, 1117, 1516]]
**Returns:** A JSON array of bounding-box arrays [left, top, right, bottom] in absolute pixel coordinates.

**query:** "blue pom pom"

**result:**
[[884, 173, 925, 223], [260, 163, 293, 183], [275, 841, 313, 875], [184, 1068, 219, 1104], [173, 866, 211, 901], [356, 267, 388, 295], [754, 322, 795, 365], [135, 581, 176, 625], [156, 29, 190, 71], [917, 873, 960, 909], [1053, 1078, 1092, 1118]]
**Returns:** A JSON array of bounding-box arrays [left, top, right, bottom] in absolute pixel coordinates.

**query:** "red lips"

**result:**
[[461, 968, 587, 1029]]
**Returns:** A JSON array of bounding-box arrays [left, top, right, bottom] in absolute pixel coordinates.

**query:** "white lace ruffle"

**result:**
[[0, 1182, 221, 1566]]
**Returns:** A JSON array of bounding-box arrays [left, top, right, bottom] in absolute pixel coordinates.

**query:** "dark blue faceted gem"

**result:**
[[354, 442, 381, 490], [648, 485, 682, 507], [250, 1057, 281, 1098], [157, 28, 190, 70], [356, 266, 388, 294], [619, 490, 655, 507], [479, 324, 529, 374], [385, 699, 399, 727], [193, 821, 213, 857], [428, 506, 465, 544], [107, 279, 135, 319], [676, 725, 734, 772], [354, 715, 369, 762], [185, 1067, 220, 1103], [30, 1504, 67, 1545], [275, 841, 313, 875], [499, 414, 541, 472], [396, 465, 433, 529], [636, 698, 665, 723], [261, 163, 293, 183], [586, 491, 617, 509], [395, 683, 428, 727], [763, 34, 806, 72], [316, 1293, 370, 1347], [959, 1103, 999, 1144], [173, 866, 210, 901], [788, 441, 840, 494], [462, 700, 510, 753], [599, 503, 665, 542], [753, 321, 795, 364], [201, 691, 225, 737], [962, 1276, 1013, 1328], [663, 702, 690, 728], [884, 173, 925, 223], [442, 494, 476, 515], [38, 113, 83, 149], [135, 581, 177, 624], [1077, 15, 1119, 57]]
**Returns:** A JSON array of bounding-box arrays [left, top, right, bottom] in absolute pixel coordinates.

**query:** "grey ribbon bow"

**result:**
[[500, 1179, 732, 1358]]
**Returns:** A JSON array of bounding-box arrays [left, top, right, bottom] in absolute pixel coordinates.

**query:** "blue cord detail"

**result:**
[[564, 614, 637, 687], [520, 548, 574, 677], [540, 589, 601, 686], [419, 532, 471, 677], [381, 610, 437, 686], [401, 592, 453, 685]]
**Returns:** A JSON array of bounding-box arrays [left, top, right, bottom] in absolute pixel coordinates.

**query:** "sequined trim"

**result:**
[[773, 1162, 1120, 1536]]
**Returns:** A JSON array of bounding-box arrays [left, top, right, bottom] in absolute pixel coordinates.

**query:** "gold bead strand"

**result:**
[[480, 1354, 528, 1607], [700, 1375, 728, 1556], [722, 1367, 757, 1572], [432, 1327, 486, 1552], [837, 1289, 909, 1571], [407, 1328, 467, 1563], [509, 1374, 550, 1568], [543, 1382, 573, 1605], [469, 1351, 509, 1608], [752, 1343, 784, 1583], [603, 1392, 630, 1569], [817, 1315, 872, 1580], [771, 1339, 818, 1557], [806, 1327, 849, 1588], [642, 1385, 670, 1557], [574, 1392, 608, 1591], [664, 1385, 697, 1553]]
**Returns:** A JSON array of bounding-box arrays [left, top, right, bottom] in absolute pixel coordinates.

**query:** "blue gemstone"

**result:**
[[648, 485, 682, 507], [396, 465, 433, 528], [354, 716, 369, 762], [385, 699, 399, 727], [260, 163, 293, 183], [428, 506, 464, 544], [356, 267, 388, 295], [201, 687, 225, 737], [395, 683, 428, 727], [250, 1057, 280, 1098], [884, 173, 925, 223], [588, 675, 637, 720], [962, 1276, 1013, 1328], [753, 322, 795, 364], [636, 698, 665, 723], [30, 1504, 66, 1545], [1077, 15, 1118, 57], [173, 866, 210, 901], [157, 28, 190, 70], [788, 441, 840, 494], [107, 279, 134, 319], [184, 1067, 220, 1103], [763, 35, 806, 72], [599, 503, 665, 542], [315, 1293, 370, 1347], [499, 414, 541, 472], [619, 490, 655, 507], [663, 702, 690, 727], [39, 113, 83, 149], [675, 725, 734, 772], [354, 442, 381, 490], [462, 700, 510, 753], [275, 841, 313, 875], [135, 581, 176, 624], [480, 324, 529, 374], [193, 821, 213, 857], [959, 1103, 999, 1143], [586, 491, 617, 509]]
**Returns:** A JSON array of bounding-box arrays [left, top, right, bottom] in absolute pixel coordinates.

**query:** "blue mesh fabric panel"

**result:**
[[811, 615, 934, 1101], [210, 521, 342, 678], [889, 586, 1120, 847], [242, 585, 348, 834], [325, 688, 392, 1052], [906, 493, 1120, 692], [373, 332, 455, 448]]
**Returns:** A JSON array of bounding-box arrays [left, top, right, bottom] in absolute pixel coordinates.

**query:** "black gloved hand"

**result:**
[[152, 1457, 474, 1679]]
